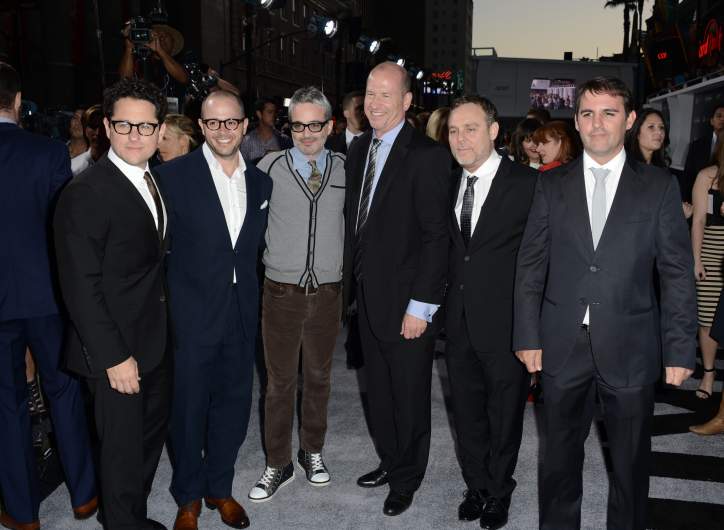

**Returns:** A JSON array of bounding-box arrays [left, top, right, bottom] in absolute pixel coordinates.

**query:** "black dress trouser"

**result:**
[[88, 357, 170, 530], [540, 327, 655, 530]]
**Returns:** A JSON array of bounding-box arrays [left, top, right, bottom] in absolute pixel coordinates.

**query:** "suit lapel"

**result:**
[[366, 123, 413, 224], [101, 156, 160, 245], [450, 167, 465, 250], [233, 164, 259, 249], [467, 156, 511, 253], [594, 160, 642, 255], [563, 158, 595, 256], [194, 150, 234, 250]]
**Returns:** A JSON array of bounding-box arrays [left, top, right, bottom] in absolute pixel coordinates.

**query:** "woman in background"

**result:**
[[532, 120, 579, 171], [157, 113, 199, 163], [510, 117, 542, 169]]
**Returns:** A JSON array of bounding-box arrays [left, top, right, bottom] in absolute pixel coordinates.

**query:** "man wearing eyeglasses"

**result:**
[[246, 86, 345, 503], [54, 78, 170, 530], [155, 90, 272, 530]]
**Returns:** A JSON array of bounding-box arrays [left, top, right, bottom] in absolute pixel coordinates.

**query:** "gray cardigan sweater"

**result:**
[[257, 149, 346, 287]]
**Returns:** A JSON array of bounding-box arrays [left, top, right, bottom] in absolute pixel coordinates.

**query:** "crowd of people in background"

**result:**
[[2, 52, 724, 530]]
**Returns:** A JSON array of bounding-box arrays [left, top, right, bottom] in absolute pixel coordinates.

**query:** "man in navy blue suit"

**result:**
[[157, 90, 272, 530], [0, 62, 97, 530]]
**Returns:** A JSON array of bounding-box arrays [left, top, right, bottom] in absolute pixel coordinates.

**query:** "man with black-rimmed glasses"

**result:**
[[54, 78, 170, 530], [248, 86, 345, 504], [155, 90, 272, 530]]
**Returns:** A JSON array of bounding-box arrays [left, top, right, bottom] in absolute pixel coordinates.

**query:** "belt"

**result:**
[[267, 279, 340, 296]]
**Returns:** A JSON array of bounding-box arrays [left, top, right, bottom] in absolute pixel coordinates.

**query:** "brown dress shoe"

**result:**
[[690, 394, 724, 435], [204, 497, 250, 529], [0, 512, 40, 530], [173, 500, 201, 530], [72, 496, 98, 520]]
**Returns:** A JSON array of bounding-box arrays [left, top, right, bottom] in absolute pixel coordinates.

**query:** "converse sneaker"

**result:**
[[248, 462, 294, 502], [297, 449, 331, 486]]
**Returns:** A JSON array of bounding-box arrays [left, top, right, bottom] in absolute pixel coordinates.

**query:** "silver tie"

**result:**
[[590, 167, 610, 250]]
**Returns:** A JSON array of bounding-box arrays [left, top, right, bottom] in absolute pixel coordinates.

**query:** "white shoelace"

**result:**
[[257, 466, 279, 488], [308, 453, 325, 472]]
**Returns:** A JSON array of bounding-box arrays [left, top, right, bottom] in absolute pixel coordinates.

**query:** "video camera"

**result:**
[[128, 16, 153, 59]]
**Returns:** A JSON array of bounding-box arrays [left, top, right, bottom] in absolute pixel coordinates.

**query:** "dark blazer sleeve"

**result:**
[[513, 174, 550, 351], [411, 144, 452, 304], [655, 174, 698, 369], [54, 182, 131, 371]]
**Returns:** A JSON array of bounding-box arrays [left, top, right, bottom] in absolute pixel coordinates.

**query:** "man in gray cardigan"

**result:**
[[249, 86, 346, 503]]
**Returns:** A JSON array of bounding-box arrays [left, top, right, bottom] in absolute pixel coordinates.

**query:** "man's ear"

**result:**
[[13, 92, 21, 119]]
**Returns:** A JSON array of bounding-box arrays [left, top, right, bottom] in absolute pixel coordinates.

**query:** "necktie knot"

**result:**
[[590, 167, 610, 183], [466, 175, 478, 189], [307, 159, 322, 194]]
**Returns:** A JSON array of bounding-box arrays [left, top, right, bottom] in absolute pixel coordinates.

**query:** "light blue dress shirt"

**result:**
[[291, 146, 328, 183], [361, 119, 439, 323]]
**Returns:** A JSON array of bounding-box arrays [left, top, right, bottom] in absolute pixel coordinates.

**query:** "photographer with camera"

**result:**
[[119, 19, 188, 96]]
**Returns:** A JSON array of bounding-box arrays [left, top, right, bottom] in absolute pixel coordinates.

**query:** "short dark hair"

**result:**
[[451, 94, 498, 126], [102, 78, 167, 122], [255, 97, 276, 115], [575, 76, 633, 115], [511, 117, 543, 164], [711, 104, 724, 118], [526, 107, 550, 123], [342, 90, 363, 111], [0, 62, 20, 110]]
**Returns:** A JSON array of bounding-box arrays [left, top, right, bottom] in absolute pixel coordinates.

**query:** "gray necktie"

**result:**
[[590, 167, 610, 249]]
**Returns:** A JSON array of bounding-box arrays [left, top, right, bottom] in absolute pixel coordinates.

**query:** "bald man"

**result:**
[[343, 62, 451, 516], [157, 90, 272, 530]]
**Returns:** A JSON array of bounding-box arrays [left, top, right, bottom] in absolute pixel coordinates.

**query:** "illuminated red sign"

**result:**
[[431, 70, 452, 80], [698, 19, 723, 59], [657, 51, 668, 60]]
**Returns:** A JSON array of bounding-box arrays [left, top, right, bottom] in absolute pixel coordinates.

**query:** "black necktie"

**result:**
[[143, 171, 164, 241], [355, 138, 382, 233], [460, 175, 478, 246]]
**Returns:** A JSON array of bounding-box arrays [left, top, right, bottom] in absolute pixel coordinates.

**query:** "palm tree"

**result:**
[[605, 0, 638, 58]]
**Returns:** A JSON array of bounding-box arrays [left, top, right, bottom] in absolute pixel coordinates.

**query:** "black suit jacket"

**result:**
[[446, 157, 537, 353], [681, 134, 716, 202], [343, 122, 451, 341], [54, 155, 169, 377], [513, 156, 697, 388], [325, 132, 348, 155], [156, 147, 272, 346]]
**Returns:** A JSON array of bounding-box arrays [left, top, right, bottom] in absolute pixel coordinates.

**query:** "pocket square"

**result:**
[[260, 200, 268, 210]]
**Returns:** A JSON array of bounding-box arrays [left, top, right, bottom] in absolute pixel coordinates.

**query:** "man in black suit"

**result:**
[[514, 77, 697, 530], [159, 90, 271, 530], [54, 78, 170, 530], [681, 104, 724, 202], [444, 95, 537, 529], [326, 90, 367, 154], [343, 62, 451, 516], [0, 61, 97, 530]]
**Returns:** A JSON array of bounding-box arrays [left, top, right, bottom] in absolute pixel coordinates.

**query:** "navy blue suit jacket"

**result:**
[[0, 122, 71, 321], [156, 147, 272, 346]]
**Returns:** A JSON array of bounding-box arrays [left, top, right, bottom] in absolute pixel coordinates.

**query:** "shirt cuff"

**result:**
[[406, 299, 440, 323]]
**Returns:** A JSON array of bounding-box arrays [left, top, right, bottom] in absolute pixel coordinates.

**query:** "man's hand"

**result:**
[[106, 356, 140, 394], [515, 349, 543, 373], [665, 366, 693, 386], [400, 313, 427, 340]]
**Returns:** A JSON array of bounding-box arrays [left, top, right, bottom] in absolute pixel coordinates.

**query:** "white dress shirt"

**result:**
[[582, 146, 627, 324], [202, 143, 247, 283], [454, 151, 502, 233], [345, 128, 361, 148], [107, 147, 166, 237]]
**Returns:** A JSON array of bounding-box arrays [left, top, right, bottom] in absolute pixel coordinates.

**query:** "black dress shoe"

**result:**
[[479, 497, 508, 530], [459, 488, 488, 521], [383, 490, 414, 516], [356, 467, 388, 488]]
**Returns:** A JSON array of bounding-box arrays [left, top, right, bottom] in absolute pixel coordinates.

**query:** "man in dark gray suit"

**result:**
[[514, 77, 697, 530]]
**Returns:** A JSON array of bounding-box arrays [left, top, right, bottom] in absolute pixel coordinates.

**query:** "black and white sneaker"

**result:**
[[248, 462, 294, 502], [297, 449, 331, 486]]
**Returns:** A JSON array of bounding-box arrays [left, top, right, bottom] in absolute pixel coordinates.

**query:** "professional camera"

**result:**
[[126, 16, 154, 59], [184, 62, 218, 101]]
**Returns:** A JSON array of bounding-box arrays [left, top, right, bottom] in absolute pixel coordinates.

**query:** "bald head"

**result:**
[[201, 90, 244, 119], [368, 61, 411, 94], [364, 61, 413, 136]]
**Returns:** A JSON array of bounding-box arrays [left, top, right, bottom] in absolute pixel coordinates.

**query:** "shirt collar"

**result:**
[[202, 142, 246, 177], [107, 147, 149, 179], [345, 128, 361, 145], [373, 119, 405, 146], [462, 150, 502, 180], [290, 146, 327, 173], [0, 116, 17, 124], [583, 145, 626, 174]]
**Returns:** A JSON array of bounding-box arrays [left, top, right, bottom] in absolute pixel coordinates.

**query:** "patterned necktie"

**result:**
[[307, 160, 322, 194], [460, 175, 478, 246], [356, 138, 382, 233], [143, 171, 164, 241], [590, 167, 610, 249]]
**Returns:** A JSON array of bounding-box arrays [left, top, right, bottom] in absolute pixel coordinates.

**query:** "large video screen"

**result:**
[[529, 78, 576, 110]]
